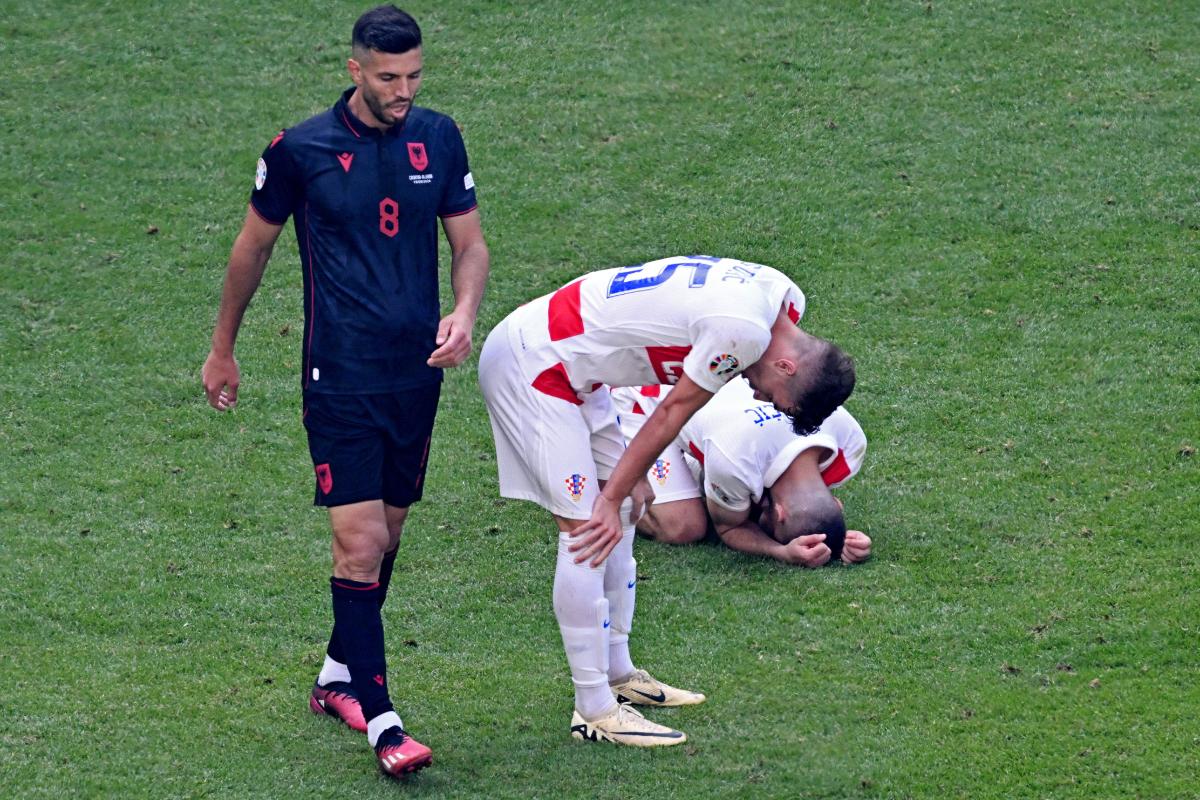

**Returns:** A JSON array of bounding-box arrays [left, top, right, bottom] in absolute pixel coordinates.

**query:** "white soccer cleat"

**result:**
[[570, 703, 687, 747], [610, 669, 706, 707]]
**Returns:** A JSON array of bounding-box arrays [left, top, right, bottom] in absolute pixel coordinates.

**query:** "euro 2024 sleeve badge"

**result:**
[[708, 353, 740, 377]]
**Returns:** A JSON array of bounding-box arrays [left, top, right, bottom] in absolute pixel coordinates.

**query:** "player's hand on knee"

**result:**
[[841, 529, 872, 564], [569, 495, 623, 567], [782, 533, 831, 568], [202, 351, 240, 412]]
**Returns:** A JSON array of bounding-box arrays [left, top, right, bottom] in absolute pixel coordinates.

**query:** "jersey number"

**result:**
[[379, 197, 399, 238], [606, 256, 719, 297], [646, 345, 691, 385]]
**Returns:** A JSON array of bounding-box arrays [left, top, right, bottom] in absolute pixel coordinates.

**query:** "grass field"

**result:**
[[2, 1, 1198, 797]]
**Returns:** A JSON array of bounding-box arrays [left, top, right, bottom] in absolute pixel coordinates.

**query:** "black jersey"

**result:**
[[250, 88, 478, 395]]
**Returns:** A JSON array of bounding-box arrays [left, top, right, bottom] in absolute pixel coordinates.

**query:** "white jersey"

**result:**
[[613, 379, 867, 512], [504, 256, 806, 402]]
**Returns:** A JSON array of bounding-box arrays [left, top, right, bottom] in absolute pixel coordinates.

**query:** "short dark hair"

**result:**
[[352, 5, 422, 55], [789, 343, 855, 436], [774, 490, 847, 561]]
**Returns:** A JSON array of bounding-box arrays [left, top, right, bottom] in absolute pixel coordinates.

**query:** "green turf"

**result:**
[[1, 1, 1197, 797]]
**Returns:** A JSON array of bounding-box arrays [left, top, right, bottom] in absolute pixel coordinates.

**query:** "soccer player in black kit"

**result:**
[[202, 5, 489, 777]]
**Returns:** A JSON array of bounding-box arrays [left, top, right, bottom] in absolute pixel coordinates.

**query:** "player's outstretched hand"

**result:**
[[841, 529, 872, 564], [781, 533, 832, 568], [569, 494, 623, 567], [427, 311, 474, 368], [202, 350, 240, 412]]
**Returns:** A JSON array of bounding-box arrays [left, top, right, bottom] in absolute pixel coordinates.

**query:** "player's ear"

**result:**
[[770, 500, 801, 545], [347, 57, 363, 84], [773, 500, 788, 530]]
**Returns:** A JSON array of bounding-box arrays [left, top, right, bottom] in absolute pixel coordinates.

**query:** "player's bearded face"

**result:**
[[746, 368, 802, 423], [354, 48, 423, 127], [748, 374, 816, 434]]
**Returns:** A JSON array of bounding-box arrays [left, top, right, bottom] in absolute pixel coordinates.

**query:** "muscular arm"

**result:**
[[201, 207, 284, 410], [569, 374, 713, 565], [602, 375, 713, 511], [429, 209, 489, 368]]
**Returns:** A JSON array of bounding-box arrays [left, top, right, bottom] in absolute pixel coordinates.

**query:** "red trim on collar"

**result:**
[[339, 108, 363, 139]]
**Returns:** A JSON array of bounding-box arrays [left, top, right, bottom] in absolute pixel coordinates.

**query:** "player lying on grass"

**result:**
[[611, 379, 871, 566], [479, 255, 854, 747]]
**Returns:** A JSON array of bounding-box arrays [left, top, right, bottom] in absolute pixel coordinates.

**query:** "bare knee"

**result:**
[[330, 501, 391, 581], [637, 499, 707, 545]]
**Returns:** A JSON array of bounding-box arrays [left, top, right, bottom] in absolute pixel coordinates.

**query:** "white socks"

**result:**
[[553, 524, 639, 719], [367, 711, 405, 748], [317, 654, 352, 686], [554, 533, 615, 720], [603, 528, 637, 682]]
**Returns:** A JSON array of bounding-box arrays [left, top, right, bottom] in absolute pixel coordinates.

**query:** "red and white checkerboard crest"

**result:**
[[564, 473, 587, 502], [650, 459, 670, 485]]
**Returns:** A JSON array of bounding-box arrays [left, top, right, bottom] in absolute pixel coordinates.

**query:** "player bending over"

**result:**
[[478, 255, 854, 746]]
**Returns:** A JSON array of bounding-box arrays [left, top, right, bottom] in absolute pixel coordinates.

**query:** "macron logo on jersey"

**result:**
[[337, 152, 354, 173]]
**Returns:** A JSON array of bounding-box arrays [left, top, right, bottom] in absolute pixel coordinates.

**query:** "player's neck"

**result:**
[[347, 89, 396, 133], [763, 311, 802, 361]]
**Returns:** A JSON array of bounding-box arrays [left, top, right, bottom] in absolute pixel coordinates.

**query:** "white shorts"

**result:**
[[611, 387, 702, 505], [641, 443, 702, 505], [479, 319, 626, 520]]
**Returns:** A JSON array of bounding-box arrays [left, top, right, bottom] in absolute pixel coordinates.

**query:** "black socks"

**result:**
[[329, 576, 393, 722]]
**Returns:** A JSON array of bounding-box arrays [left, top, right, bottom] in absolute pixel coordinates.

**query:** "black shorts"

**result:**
[[302, 383, 441, 508]]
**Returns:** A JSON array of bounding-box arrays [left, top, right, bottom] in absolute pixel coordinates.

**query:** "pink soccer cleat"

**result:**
[[309, 681, 368, 733]]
